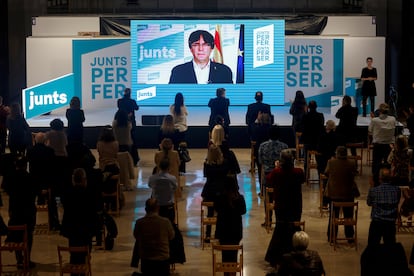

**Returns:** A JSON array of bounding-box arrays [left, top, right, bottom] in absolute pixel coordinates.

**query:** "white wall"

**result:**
[[32, 16, 100, 36], [321, 16, 376, 37]]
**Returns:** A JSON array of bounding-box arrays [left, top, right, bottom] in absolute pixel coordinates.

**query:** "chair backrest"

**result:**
[[212, 244, 243, 275], [331, 201, 358, 225], [2, 225, 28, 247], [57, 245, 91, 275], [201, 201, 216, 222]]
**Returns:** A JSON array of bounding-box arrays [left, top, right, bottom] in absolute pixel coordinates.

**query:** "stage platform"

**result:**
[[27, 105, 374, 149]]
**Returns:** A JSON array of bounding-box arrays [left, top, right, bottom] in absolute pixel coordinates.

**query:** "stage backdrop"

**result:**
[[24, 39, 345, 121]]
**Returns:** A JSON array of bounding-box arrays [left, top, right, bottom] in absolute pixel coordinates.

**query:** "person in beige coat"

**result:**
[[154, 138, 181, 193], [324, 146, 358, 244]]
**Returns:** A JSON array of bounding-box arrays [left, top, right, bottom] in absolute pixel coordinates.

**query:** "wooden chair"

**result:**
[[102, 174, 120, 216], [35, 189, 50, 234], [0, 225, 29, 274], [329, 201, 358, 251], [264, 187, 276, 233], [295, 132, 304, 163], [57, 245, 91, 276], [319, 174, 329, 217], [200, 201, 217, 249], [249, 141, 256, 174], [306, 150, 319, 185], [366, 135, 374, 165], [291, 221, 306, 231], [212, 244, 243, 276], [346, 142, 364, 175]]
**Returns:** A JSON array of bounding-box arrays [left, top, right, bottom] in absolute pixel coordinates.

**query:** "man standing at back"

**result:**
[[368, 103, 396, 186], [245, 91, 273, 139], [367, 166, 400, 246], [117, 88, 140, 166], [132, 198, 174, 276]]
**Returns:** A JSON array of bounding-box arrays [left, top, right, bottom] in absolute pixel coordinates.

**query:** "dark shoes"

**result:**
[[131, 272, 143, 276]]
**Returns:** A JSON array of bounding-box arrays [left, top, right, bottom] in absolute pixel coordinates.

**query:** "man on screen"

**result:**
[[169, 30, 233, 84]]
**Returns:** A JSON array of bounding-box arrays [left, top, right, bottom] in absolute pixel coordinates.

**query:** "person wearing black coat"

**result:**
[[246, 91, 273, 139], [208, 88, 230, 133]]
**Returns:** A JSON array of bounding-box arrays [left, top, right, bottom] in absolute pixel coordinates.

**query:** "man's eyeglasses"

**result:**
[[191, 42, 212, 48]]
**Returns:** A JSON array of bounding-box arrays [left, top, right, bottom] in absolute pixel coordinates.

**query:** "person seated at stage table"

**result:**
[[246, 91, 273, 139], [169, 30, 233, 84]]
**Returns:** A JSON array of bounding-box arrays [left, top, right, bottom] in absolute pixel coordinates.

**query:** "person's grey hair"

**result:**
[[292, 231, 309, 250]]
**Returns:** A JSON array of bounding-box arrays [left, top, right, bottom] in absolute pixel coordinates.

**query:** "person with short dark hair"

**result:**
[[325, 146, 358, 243], [169, 30, 233, 84], [132, 198, 174, 276], [265, 149, 305, 267], [117, 87, 140, 166], [246, 91, 273, 139], [148, 158, 177, 223], [335, 95, 358, 155], [6, 102, 31, 156], [208, 88, 230, 134], [361, 57, 378, 117], [367, 167, 401, 246]]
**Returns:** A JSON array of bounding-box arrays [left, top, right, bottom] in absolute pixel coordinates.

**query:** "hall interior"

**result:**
[[0, 147, 413, 275]]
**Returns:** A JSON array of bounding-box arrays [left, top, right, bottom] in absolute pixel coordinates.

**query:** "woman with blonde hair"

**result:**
[[201, 143, 230, 243], [158, 115, 179, 148]]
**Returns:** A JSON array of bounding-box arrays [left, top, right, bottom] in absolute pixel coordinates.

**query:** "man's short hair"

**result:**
[[50, 118, 64, 131], [188, 30, 214, 49], [216, 88, 226, 97], [366, 57, 373, 62], [145, 198, 159, 213], [308, 100, 317, 110], [255, 91, 263, 102], [379, 166, 392, 183]]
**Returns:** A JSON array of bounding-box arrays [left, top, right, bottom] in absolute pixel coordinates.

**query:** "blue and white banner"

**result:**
[[23, 74, 74, 119], [284, 38, 344, 107], [73, 39, 131, 110]]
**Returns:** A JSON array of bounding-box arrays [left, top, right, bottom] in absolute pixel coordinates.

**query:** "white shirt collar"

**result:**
[[192, 59, 211, 84]]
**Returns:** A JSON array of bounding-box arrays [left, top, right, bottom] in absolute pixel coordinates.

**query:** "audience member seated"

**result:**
[[387, 135, 412, 186], [276, 231, 325, 276]]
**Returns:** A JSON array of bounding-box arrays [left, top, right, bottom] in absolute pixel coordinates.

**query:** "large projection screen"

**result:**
[[130, 20, 285, 106]]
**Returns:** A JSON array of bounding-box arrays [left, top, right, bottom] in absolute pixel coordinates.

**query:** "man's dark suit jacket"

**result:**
[[208, 97, 230, 129], [245, 102, 273, 138], [169, 61, 233, 84]]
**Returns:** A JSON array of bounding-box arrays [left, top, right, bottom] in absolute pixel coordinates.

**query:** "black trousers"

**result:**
[[141, 259, 170, 276], [368, 220, 396, 246], [372, 143, 392, 186]]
